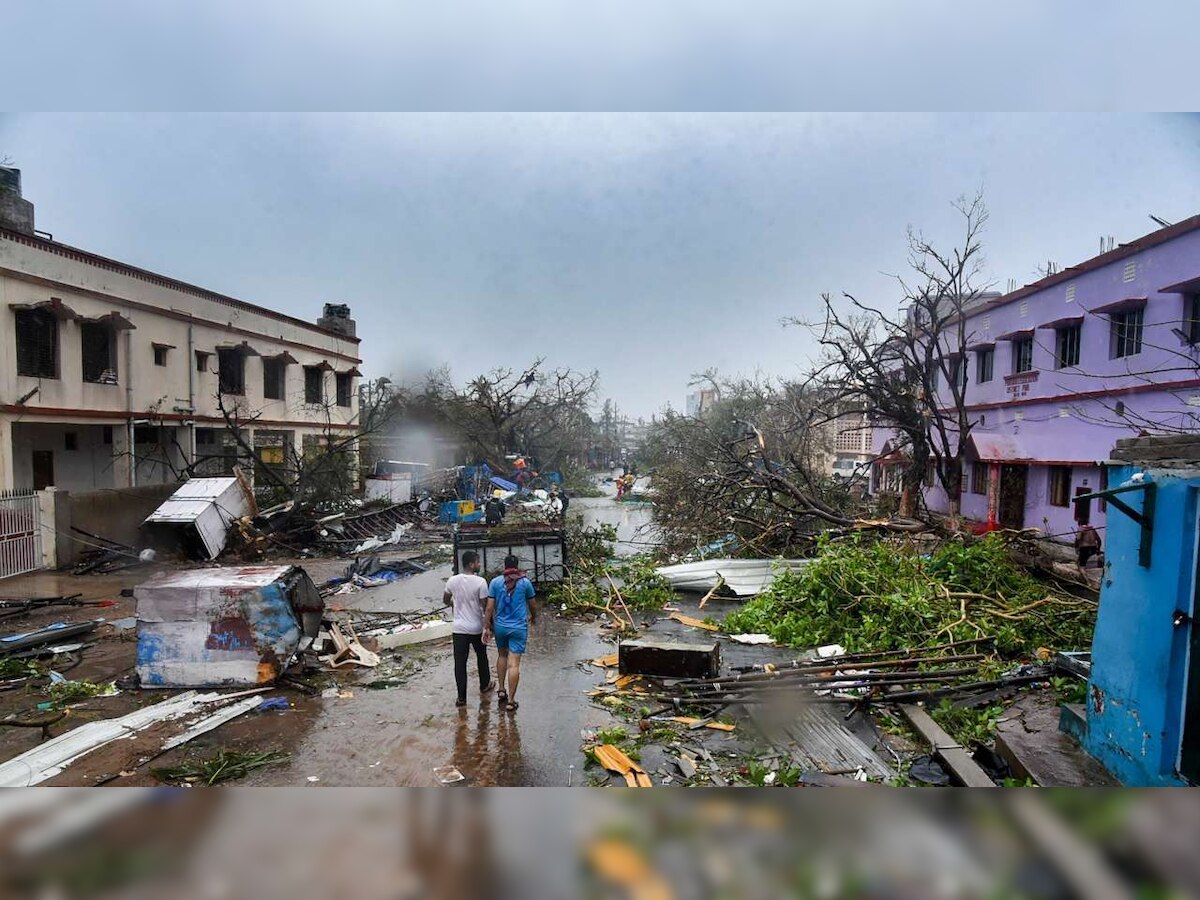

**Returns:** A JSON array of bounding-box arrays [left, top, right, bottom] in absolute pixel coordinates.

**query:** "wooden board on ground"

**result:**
[[618, 639, 720, 678], [899, 703, 995, 787]]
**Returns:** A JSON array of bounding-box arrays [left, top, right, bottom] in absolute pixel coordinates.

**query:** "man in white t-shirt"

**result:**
[[443, 550, 496, 707]]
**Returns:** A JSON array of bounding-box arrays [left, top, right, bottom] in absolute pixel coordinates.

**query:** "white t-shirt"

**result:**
[[445, 572, 489, 634]]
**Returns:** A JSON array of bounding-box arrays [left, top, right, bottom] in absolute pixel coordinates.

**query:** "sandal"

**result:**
[[506, 700, 519, 712], [498, 691, 508, 704], [481, 681, 497, 694], [455, 699, 467, 708]]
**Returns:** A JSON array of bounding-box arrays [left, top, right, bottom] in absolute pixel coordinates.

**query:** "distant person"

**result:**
[[485, 494, 506, 526], [1075, 524, 1101, 568], [443, 550, 496, 707], [485, 554, 537, 713], [615, 472, 626, 499], [550, 484, 568, 520]]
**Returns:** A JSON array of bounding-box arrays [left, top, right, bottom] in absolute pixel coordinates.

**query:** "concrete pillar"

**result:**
[[36, 487, 70, 569], [986, 462, 1001, 530], [0, 417, 13, 490], [111, 423, 134, 488]]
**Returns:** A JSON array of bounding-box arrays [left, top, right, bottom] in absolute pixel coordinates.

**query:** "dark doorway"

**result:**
[[31, 450, 54, 490], [998, 464, 1027, 530], [1073, 485, 1092, 526], [1180, 525, 1200, 784]]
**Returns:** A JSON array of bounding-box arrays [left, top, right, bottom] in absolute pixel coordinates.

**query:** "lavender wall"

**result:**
[[874, 223, 1200, 543]]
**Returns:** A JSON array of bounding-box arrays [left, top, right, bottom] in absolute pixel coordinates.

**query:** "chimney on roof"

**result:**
[[318, 302, 356, 338], [0, 167, 35, 236]]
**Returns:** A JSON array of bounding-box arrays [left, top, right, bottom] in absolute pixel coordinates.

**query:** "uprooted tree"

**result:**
[[408, 360, 599, 473], [797, 192, 990, 522], [642, 374, 876, 557]]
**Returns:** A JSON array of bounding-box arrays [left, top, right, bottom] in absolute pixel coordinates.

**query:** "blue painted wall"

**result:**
[[1084, 466, 1199, 786]]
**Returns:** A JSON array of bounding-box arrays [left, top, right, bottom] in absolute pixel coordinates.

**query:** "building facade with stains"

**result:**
[[876, 214, 1200, 543], [0, 168, 362, 491]]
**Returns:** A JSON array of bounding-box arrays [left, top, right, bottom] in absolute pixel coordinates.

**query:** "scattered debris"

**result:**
[[667, 612, 720, 632], [152, 748, 289, 786], [591, 653, 619, 668], [318, 621, 380, 669], [0, 690, 270, 786], [370, 619, 453, 650], [729, 633, 775, 645], [668, 717, 735, 732], [45, 677, 118, 706], [432, 765, 465, 784], [161, 695, 270, 750], [899, 703, 995, 788], [592, 744, 652, 787], [0, 621, 99, 657]]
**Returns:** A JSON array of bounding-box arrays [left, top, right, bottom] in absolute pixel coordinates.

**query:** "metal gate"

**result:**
[[0, 489, 43, 578]]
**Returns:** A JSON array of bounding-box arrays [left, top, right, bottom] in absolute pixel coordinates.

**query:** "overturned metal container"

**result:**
[[135, 565, 323, 687]]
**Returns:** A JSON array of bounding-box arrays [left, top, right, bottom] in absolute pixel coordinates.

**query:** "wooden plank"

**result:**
[[899, 703, 996, 788]]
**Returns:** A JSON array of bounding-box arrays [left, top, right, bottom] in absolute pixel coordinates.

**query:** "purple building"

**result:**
[[874, 214, 1200, 544]]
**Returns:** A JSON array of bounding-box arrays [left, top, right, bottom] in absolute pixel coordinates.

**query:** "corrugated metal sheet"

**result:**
[[656, 559, 811, 597], [143, 477, 251, 559]]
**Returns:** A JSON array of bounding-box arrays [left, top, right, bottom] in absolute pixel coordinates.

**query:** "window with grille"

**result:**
[[335, 373, 352, 407], [217, 348, 245, 395], [195, 350, 210, 373], [1110, 308, 1144, 359], [153, 346, 168, 366], [81, 322, 117, 384], [971, 461, 989, 495], [64, 432, 78, 452], [15, 309, 59, 379], [263, 358, 287, 401], [976, 348, 994, 383], [1012, 336, 1034, 373], [1049, 465, 1071, 507], [304, 366, 324, 404], [949, 357, 968, 392], [1186, 294, 1200, 344], [1055, 324, 1081, 368]]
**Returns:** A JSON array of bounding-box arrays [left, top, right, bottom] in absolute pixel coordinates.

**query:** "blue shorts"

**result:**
[[493, 624, 527, 655]]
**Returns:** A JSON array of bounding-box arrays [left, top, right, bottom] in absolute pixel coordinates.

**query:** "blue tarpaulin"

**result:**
[[490, 476, 519, 492]]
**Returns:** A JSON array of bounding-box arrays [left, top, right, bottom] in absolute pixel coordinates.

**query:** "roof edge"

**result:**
[[984, 213, 1200, 314], [0, 226, 361, 345]]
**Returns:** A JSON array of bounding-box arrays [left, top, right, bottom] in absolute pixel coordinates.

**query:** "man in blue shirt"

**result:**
[[485, 554, 537, 712]]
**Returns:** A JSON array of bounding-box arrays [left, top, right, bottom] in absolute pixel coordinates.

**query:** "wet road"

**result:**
[[235, 494, 652, 786]]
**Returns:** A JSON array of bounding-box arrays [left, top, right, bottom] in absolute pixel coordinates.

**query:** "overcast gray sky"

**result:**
[[3, 113, 1199, 418]]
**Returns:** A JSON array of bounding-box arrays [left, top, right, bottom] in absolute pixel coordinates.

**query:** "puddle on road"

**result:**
[[233, 496, 649, 786]]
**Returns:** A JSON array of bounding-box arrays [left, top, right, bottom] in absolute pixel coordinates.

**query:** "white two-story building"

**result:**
[[0, 168, 362, 491]]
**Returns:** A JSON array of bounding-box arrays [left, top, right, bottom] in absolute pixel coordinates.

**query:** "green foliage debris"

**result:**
[[0, 658, 41, 679], [723, 535, 1096, 657], [152, 749, 290, 785], [551, 522, 672, 617], [46, 679, 118, 706]]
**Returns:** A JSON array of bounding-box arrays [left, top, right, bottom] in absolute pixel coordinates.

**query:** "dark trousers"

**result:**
[[453, 632, 490, 702]]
